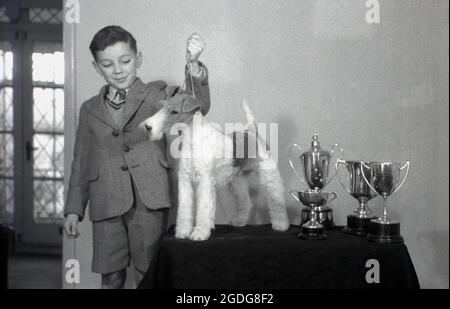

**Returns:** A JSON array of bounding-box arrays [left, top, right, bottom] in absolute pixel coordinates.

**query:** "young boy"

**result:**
[[63, 25, 210, 288]]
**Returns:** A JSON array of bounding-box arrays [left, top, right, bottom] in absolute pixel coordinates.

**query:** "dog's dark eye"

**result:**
[[170, 110, 179, 115]]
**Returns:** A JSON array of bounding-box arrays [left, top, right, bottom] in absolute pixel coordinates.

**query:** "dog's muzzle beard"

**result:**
[[144, 110, 168, 141], [148, 129, 164, 141]]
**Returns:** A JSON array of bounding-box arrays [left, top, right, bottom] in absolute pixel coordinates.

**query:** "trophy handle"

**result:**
[[392, 160, 410, 195], [289, 190, 301, 203], [325, 192, 338, 205], [326, 144, 344, 186], [360, 161, 379, 196], [335, 159, 352, 195], [288, 144, 308, 187]]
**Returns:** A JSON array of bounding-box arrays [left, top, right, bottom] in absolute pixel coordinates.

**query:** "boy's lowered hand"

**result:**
[[64, 214, 80, 238]]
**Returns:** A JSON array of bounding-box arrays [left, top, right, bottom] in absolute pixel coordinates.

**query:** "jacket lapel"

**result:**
[[86, 85, 119, 130], [120, 78, 148, 129]]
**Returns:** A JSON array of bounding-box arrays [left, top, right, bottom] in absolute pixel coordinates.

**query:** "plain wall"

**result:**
[[63, 0, 449, 289]]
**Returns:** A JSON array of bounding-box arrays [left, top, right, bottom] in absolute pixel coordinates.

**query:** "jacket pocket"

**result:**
[[158, 156, 170, 169], [87, 160, 99, 182]]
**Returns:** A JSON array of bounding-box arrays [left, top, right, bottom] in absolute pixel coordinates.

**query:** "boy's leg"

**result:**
[[126, 183, 169, 286], [102, 269, 127, 289], [92, 216, 131, 288]]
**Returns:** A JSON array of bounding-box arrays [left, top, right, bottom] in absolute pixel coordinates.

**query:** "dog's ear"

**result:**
[[165, 86, 180, 98], [182, 96, 202, 113], [156, 100, 166, 110]]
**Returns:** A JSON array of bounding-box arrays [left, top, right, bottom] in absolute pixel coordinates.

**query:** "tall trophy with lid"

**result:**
[[289, 133, 343, 240]]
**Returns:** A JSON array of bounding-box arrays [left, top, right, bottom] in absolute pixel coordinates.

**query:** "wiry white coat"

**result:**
[[144, 100, 289, 241]]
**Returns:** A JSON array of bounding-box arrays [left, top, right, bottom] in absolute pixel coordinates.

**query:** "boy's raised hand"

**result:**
[[186, 32, 205, 64]]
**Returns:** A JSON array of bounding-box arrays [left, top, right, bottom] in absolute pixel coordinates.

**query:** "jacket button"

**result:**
[[112, 130, 119, 137], [121, 165, 129, 171], [123, 145, 130, 152]]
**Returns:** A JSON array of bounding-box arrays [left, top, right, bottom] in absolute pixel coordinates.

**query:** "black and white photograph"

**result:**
[[0, 0, 448, 292]]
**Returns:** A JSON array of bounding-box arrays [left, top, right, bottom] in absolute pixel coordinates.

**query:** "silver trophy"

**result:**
[[336, 160, 377, 235], [361, 160, 410, 243], [289, 133, 343, 239], [290, 190, 337, 240]]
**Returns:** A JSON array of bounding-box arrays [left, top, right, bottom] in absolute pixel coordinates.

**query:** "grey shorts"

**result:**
[[92, 185, 169, 274]]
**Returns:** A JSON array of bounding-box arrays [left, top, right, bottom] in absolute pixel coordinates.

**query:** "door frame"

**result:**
[[21, 30, 64, 245], [0, 9, 63, 245]]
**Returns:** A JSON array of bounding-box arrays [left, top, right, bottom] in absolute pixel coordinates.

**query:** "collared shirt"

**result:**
[[106, 87, 130, 104], [104, 81, 135, 127]]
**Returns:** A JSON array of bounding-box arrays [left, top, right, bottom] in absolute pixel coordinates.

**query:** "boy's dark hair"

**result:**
[[89, 25, 137, 61]]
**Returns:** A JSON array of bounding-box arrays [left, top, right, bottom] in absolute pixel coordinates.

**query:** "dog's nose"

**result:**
[[144, 124, 152, 132]]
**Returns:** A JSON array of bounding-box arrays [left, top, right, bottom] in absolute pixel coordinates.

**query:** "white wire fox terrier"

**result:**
[[142, 93, 290, 241]]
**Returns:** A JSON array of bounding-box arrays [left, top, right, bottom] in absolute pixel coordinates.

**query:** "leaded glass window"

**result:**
[[0, 41, 14, 225], [32, 42, 64, 223], [0, 7, 10, 23], [29, 8, 63, 24]]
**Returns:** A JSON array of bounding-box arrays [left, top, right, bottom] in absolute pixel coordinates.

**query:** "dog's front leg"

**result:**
[[175, 161, 194, 239], [189, 174, 216, 241]]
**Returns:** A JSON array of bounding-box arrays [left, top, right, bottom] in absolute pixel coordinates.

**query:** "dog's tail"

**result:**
[[241, 99, 272, 160], [242, 99, 257, 132]]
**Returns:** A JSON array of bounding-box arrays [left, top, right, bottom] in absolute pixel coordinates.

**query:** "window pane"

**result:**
[[0, 87, 13, 131], [32, 42, 64, 85], [54, 88, 64, 131], [0, 133, 14, 225], [0, 42, 13, 82], [33, 87, 64, 132], [33, 134, 63, 179], [29, 8, 63, 24], [0, 178, 14, 225], [0, 133, 14, 177], [33, 180, 64, 223], [0, 7, 11, 23]]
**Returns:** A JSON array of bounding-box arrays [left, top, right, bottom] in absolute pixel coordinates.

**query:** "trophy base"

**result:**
[[342, 215, 375, 236], [301, 207, 334, 230], [298, 225, 328, 240], [366, 220, 404, 244]]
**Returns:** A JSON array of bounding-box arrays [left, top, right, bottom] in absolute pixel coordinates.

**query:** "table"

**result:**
[[138, 225, 419, 289]]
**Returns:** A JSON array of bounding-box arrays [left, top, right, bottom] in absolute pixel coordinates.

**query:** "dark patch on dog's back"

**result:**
[[232, 131, 258, 168]]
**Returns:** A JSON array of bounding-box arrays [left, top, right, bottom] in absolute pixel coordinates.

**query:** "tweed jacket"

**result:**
[[65, 67, 210, 222]]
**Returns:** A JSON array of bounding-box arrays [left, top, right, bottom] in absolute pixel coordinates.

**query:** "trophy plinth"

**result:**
[[366, 220, 404, 243], [298, 222, 328, 240], [361, 161, 410, 244], [300, 206, 334, 230], [289, 133, 343, 240], [342, 215, 373, 236]]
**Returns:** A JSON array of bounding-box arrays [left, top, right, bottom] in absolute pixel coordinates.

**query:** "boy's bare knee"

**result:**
[[102, 269, 126, 289]]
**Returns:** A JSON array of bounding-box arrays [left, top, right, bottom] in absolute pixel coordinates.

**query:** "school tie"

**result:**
[[105, 89, 127, 110]]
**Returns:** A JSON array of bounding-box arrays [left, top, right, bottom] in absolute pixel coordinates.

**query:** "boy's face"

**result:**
[[92, 41, 142, 90]]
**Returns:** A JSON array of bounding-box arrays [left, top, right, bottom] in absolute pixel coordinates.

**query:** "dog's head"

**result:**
[[142, 92, 202, 141]]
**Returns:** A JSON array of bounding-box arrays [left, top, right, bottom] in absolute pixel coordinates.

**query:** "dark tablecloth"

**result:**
[[139, 224, 419, 289]]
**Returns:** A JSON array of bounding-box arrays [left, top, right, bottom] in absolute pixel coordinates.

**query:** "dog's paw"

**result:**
[[230, 217, 247, 227], [272, 221, 290, 231], [189, 227, 211, 241], [175, 226, 193, 239]]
